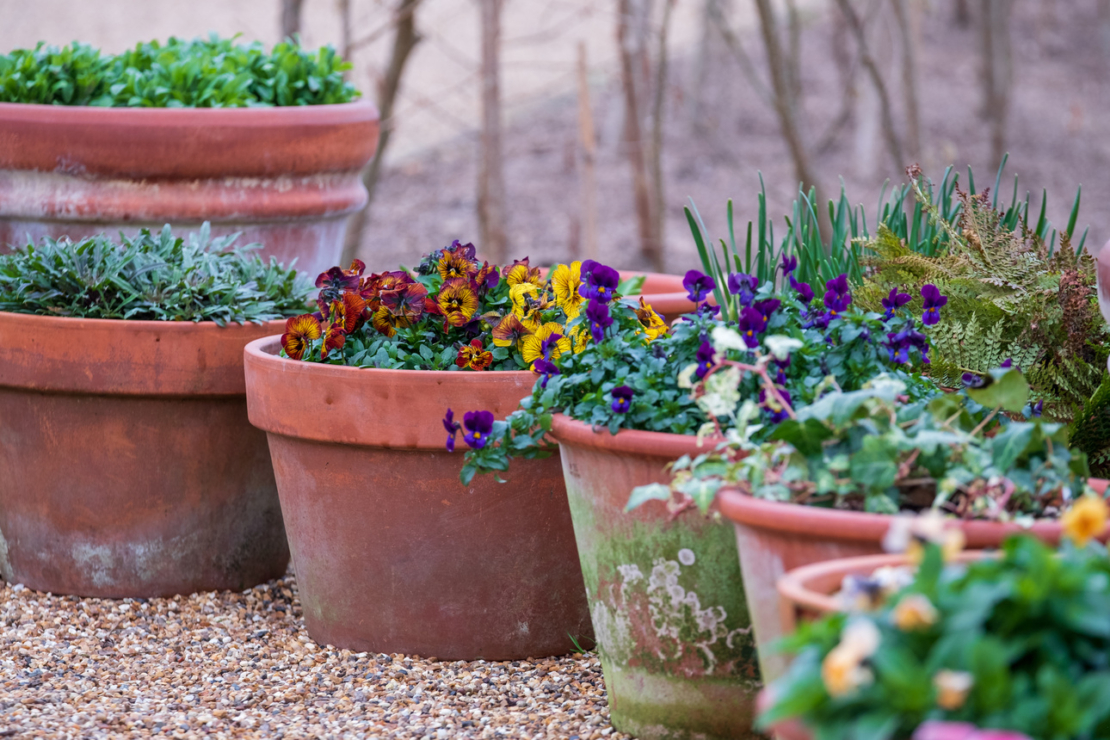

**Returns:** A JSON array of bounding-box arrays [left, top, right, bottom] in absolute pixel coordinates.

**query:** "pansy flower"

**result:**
[[503, 257, 544, 288], [443, 409, 461, 452], [727, 272, 757, 307], [760, 387, 793, 423], [551, 261, 586, 319], [522, 323, 571, 368], [695, 340, 716, 379], [533, 358, 560, 389], [884, 328, 931, 364], [754, 298, 780, 319], [634, 297, 669, 340], [921, 284, 947, 325], [321, 323, 347, 359], [463, 410, 495, 449], [823, 273, 852, 321], [737, 306, 768, 349], [437, 241, 479, 281], [327, 292, 367, 334], [882, 287, 912, 319], [371, 282, 428, 337], [683, 270, 715, 304], [491, 313, 534, 349], [780, 253, 798, 275], [435, 278, 480, 329], [579, 263, 620, 303], [586, 300, 614, 343], [281, 314, 321, 360], [474, 261, 500, 295], [455, 339, 493, 371], [509, 282, 549, 331], [315, 261, 362, 295], [611, 385, 634, 413], [359, 269, 413, 312], [790, 274, 814, 303]]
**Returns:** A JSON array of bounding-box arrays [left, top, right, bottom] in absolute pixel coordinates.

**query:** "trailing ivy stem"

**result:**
[[969, 406, 1000, 437]]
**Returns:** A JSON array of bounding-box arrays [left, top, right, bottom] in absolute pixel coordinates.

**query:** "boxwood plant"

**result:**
[[761, 515, 1110, 740], [0, 35, 357, 107], [0, 224, 311, 324]]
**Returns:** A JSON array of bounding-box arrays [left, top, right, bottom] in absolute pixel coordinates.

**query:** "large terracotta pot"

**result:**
[[243, 336, 592, 660], [550, 414, 761, 740], [717, 486, 1110, 683], [0, 101, 379, 278], [621, 271, 697, 323], [0, 312, 289, 597]]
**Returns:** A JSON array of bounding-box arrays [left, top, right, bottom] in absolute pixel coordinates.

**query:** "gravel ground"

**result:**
[[0, 573, 627, 739]]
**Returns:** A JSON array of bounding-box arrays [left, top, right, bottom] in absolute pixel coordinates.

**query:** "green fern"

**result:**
[[1069, 373, 1110, 478]]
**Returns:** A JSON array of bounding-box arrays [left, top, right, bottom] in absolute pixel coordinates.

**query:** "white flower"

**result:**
[[933, 670, 974, 710], [678, 548, 696, 566], [710, 326, 747, 352], [677, 364, 699, 389], [840, 617, 881, 660], [763, 334, 804, 361]]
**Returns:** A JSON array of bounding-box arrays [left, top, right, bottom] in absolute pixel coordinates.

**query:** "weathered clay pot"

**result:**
[[621, 271, 696, 323], [0, 312, 289, 597], [243, 336, 592, 660], [717, 487, 1110, 683], [0, 101, 379, 278], [550, 414, 761, 740]]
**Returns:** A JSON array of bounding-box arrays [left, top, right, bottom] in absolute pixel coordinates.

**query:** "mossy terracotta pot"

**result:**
[[243, 336, 592, 660], [0, 100, 379, 278], [717, 484, 1110, 683], [0, 312, 289, 597], [550, 414, 761, 740]]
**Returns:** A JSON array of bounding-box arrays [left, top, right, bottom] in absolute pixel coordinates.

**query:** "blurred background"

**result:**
[[2, 0, 1106, 274]]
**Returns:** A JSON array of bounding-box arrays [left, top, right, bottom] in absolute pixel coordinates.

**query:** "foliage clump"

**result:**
[[0, 36, 358, 107], [0, 225, 311, 324]]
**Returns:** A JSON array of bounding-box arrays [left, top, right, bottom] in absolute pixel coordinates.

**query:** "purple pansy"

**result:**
[[881, 287, 912, 319], [754, 298, 781, 319], [540, 332, 564, 359], [1000, 358, 1012, 368], [727, 272, 757, 307], [885, 328, 931, 364], [695, 340, 716, 379], [534, 358, 560, 389], [962, 372, 986, 388], [611, 385, 635, 413], [683, 270, 716, 304], [586, 300, 614, 343], [462, 410, 495, 450], [780, 253, 798, 275], [921, 284, 947, 325], [579, 262, 621, 303], [737, 306, 768, 349], [443, 408, 461, 452], [760, 387, 793, 423], [790, 275, 814, 303], [1031, 399, 1043, 417]]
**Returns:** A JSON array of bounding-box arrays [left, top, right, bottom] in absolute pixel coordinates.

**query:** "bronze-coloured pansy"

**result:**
[[281, 314, 322, 360], [436, 278, 480, 329]]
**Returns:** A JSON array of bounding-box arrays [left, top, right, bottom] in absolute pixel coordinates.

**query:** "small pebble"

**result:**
[[0, 571, 632, 738]]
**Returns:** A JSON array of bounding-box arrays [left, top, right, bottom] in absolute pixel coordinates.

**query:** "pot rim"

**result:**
[[549, 411, 708, 459], [718, 486, 1110, 548], [777, 550, 990, 616], [0, 98, 377, 122], [0, 310, 289, 332]]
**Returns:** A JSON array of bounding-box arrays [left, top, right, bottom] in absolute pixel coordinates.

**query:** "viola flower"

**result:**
[[443, 409, 461, 452], [1031, 399, 1043, 417], [821, 618, 880, 698], [921, 284, 948, 325], [683, 270, 715, 304], [509, 282, 549, 331], [823, 288, 852, 320], [790, 275, 814, 303], [697, 303, 721, 318], [533, 358, 560, 388], [372, 282, 428, 337], [359, 269, 413, 312], [1061, 495, 1109, 548], [727, 272, 757, 307], [437, 242, 479, 281], [754, 298, 781, 319], [436, 278, 480, 329], [315, 263, 362, 294], [892, 594, 938, 631], [522, 323, 571, 368], [694, 340, 716, 379], [635, 297, 669, 340], [321, 323, 347, 359], [586, 300, 614, 343], [579, 263, 621, 303], [962, 372, 986, 389], [933, 671, 974, 711], [882, 287, 912, 319], [737, 306, 768, 349], [1000, 358, 1013, 368], [551, 261, 586, 319], [491, 313, 534, 349], [780, 253, 798, 275], [474, 261, 500, 294], [884, 328, 931, 364], [611, 385, 634, 413], [327, 292, 367, 334], [281, 314, 322, 360], [503, 257, 544, 288], [462, 410, 495, 449], [455, 339, 493, 371], [827, 273, 850, 297], [759, 387, 792, 423]]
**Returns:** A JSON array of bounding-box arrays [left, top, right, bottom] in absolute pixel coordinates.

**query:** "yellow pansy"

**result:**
[[1062, 495, 1109, 547], [551, 262, 585, 319], [521, 323, 572, 368]]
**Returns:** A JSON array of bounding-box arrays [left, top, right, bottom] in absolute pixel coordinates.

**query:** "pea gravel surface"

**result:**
[[0, 573, 631, 739]]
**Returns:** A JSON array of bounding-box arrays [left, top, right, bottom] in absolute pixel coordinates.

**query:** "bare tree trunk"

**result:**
[[753, 0, 821, 196], [891, 0, 921, 160], [577, 42, 599, 262], [340, 0, 423, 267], [785, 0, 803, 103], [648, 0, 676, 266], [477, 0, 508, 264], [835, 0, 904, 172], [688, 0, 714, 130], [980, 0, 1013, 170], [338, 0, 353, 61], [281, 0, 306, 40], [953, 0, 970, 27], [617, 0, 664, 271], [1098, 0, 1110, 55], [710, 0, 773, 106]]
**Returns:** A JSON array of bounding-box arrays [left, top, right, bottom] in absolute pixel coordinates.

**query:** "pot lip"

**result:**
[[777, 550, 990, 616], [718, 485, 1110, 545], [0, 98, 379, 125], [0, 310, 288, 332], [244, 333, 540, 382], [549, 412, 707, 459]]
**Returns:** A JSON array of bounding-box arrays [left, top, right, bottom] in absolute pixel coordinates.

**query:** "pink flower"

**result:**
[[913, 722, 1031, 740]]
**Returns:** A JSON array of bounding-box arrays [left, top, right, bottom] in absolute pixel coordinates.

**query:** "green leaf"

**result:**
[[625, 483, 672, 511], [990, 423, 1036, 472], [968, 368, 1030, 413], [849, 435, 899, 491]]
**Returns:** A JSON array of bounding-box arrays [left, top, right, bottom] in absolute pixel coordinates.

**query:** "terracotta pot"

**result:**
[[717, 486, 1110, 683], [550, 414, 761, 740], [243, 337, 592, 660], [620, 271, 698, 323], [0, 312, 289, 597], [0, 101, 379, 278]]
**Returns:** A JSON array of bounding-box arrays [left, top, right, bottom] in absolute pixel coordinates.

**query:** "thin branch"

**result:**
[[709, 0, 773, 107]]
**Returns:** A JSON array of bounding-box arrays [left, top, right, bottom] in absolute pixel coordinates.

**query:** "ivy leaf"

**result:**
[[849, 435, 899, 492], [968, 368, 1030, 413], [625, 483, 672, 512]]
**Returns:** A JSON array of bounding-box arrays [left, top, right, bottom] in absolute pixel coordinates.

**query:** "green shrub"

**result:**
[[0, 36, 358, 107], [0, 225, 312, 324]]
